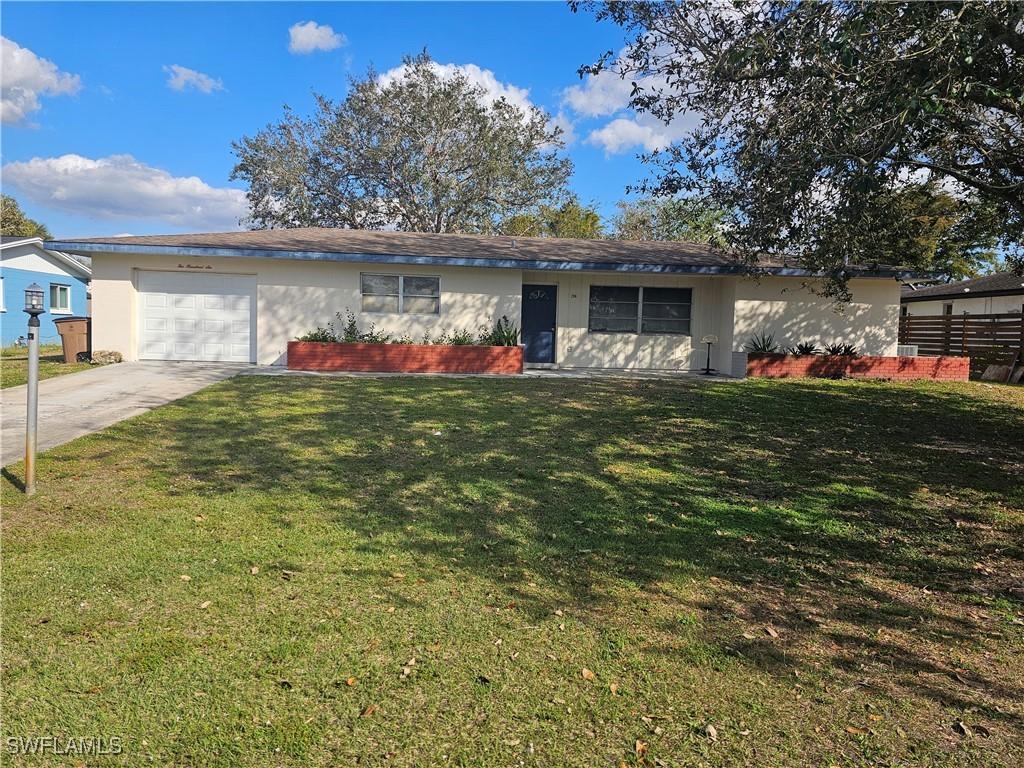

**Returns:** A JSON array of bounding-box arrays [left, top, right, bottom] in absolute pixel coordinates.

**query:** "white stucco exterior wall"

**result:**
[[89, 252, 522, 365], [521, 270, 735, 371], [89, 250, 903, 369], [732, 276, 901, 356], [902, 294, 1024, 316]]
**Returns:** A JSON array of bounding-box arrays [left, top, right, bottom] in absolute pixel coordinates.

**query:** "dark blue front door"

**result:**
[[522, 284, 557, 363]]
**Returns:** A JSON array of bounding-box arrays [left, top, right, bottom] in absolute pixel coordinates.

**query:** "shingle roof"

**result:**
[[48, 227, 914, 276], [901, 272, 1024, 301]]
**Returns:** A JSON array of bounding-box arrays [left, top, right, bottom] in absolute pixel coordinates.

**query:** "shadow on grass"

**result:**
[[103, 375, 1024, 730]]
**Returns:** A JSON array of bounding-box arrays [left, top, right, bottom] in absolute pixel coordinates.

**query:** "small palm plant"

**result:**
[[744, 331, 779, 354]]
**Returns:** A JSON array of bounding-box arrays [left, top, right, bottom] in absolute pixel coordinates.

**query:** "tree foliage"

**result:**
[[612, 196, 728, 245], [576, 1, 1024, 292], [1, 195, 51, 239], [232, 52, 572, 233], [500, 196, 604, 239]]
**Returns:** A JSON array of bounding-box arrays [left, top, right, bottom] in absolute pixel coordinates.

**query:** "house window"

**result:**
[[360, 274, 439, 315], [640, 287, 692, 334], [50, 283, 71, 314], [0, 277, 4, 311], [943, 302, 954, 315], [588, 286, 692, 335], [588, 286, 639, 332], [900, 305, 908, 317]]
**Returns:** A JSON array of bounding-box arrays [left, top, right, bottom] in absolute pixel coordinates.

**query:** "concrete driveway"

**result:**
[[1, 361, 247, 467]]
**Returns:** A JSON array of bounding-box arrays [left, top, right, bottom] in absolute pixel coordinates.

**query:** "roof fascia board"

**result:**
[[5, 239, 92, 277], [44, 240, 918, 279], [902, 287, 1024, 302]]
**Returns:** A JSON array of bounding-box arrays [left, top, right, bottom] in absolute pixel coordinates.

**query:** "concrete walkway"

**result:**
[[1, 361, 246, 467]]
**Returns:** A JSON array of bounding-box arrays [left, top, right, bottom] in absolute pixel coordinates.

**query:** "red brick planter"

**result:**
[[287, 341, 524, 374], [746, 353, 969, 381]]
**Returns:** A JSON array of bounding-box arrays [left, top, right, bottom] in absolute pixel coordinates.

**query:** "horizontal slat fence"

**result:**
[[899, 311, 1024, 377]]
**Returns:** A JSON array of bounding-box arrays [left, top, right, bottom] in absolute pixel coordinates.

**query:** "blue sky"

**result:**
[[1, 1, 678, 237]]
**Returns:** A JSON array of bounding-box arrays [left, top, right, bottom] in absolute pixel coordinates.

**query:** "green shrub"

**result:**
[[297, 312, 520, 346], [824, 342, 858, 356], [744, 331, 779, 354], [478, 315, 520, 346], [296, 327, 336, 342], [448, 329, 477, 345], [785, 341, 819, 356]]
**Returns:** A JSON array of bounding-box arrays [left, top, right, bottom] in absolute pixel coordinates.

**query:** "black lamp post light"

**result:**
[[701, 334, 718, 376], [23, 282, 45, 495]]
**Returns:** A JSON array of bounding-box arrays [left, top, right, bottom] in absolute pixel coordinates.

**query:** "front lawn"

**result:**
[[2, 376, 1022, 767], [1, 344, 95, 388]]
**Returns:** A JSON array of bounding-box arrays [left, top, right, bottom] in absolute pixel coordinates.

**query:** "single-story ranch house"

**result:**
[[48, 228, 915, 373]]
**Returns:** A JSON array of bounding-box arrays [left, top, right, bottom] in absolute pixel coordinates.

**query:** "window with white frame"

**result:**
[[588, 285, 692, 335], [49, 283, 71, 313], [0, 277, 5, 311], [360, 274, 439, 314]]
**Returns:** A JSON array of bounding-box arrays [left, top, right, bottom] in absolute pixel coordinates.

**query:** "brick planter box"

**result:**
[[746, 353, 970, 381], [287, 341, 524, 374]]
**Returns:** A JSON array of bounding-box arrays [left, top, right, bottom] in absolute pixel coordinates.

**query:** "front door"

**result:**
[[522, 284, 557, 363]]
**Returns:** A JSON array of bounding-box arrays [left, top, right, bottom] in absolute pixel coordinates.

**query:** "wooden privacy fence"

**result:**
[[899, 311, 1024, 376]]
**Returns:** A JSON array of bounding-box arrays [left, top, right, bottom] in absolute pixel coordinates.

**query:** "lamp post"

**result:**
[[700, 334, 718, 376], [23, 283, 45, 495]]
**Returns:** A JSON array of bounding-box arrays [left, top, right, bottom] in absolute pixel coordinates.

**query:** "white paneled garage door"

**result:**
[[138, 271, 255, 362]]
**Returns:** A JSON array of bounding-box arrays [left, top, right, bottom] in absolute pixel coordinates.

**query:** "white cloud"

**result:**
[[163, 64, 224, 94], [2, 154, 248, 230], [585, 112, 700, 155], [562, 69, 636, 118], [1, 36, 81, 124], [378, 60, 535, 114], [288, 21, 346, 54], [549, 110, 577, 147], [561, 46, 703, 156]]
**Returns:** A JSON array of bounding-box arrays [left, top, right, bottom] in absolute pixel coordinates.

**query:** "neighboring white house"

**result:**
[[901, 272, 1024, 317], [48, 228, 913, 372]]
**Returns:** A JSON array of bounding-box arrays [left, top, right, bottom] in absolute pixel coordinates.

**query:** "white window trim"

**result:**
[[588, 285, 693, 336], [360, 273, 441, 315], [50, 283, 72, 314], [0, 276, 5, 312]]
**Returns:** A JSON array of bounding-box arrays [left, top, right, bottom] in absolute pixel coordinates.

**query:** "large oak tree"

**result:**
[[576, 1, 1023, 293], [232, 52, 572, 233]]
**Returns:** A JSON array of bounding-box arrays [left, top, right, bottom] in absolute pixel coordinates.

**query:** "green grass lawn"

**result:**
[[2, 376, 1023, 767], [1, 344, 95, 388]]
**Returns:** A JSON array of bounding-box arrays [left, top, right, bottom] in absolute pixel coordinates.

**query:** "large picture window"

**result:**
[[361, 274, 440, 315], [588, 285, 691, 335]]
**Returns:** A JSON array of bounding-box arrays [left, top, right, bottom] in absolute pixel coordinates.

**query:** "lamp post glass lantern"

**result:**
[[23, 283, 45, 495], [25, 283, 45, 313]]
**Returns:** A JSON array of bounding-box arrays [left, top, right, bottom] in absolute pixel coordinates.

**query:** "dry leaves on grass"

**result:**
[[360, 704, 377, 718], [581, 668, 596, 681]]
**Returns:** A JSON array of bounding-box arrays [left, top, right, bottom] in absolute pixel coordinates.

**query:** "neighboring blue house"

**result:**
[[1, 236, 92, 347]]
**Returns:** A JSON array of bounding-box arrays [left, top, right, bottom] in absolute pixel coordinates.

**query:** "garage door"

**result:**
[[138, 271, 255, 362]]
